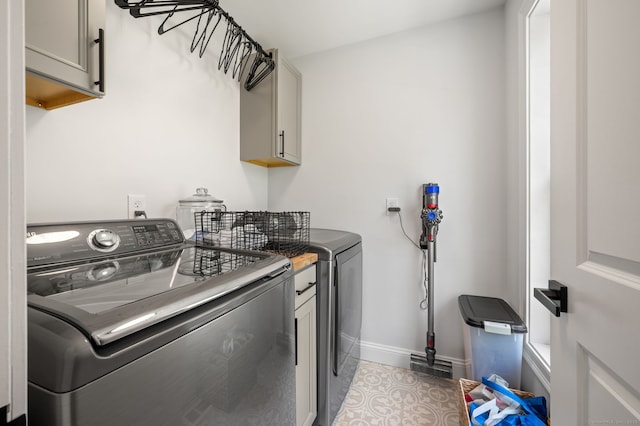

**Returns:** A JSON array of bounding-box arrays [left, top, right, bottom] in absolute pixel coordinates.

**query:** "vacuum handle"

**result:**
[[420, 183, 443, 249]]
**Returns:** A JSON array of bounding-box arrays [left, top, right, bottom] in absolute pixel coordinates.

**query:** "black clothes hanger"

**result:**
[[244, 50, 276, 91], [190, 8, 222, 57], [218, 20, 241, 72], [232, 41, 254, 81]]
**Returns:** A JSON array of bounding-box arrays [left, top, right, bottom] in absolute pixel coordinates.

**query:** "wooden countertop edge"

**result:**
[[291, 253, 318, 272]]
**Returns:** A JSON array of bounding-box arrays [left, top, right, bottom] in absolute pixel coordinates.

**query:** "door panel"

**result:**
[[551, 0, 640, 424], [26, 0, 83, 66], [581, 349, 640, 422], [584, 0, 640, 266], [25, 0, 103, 96]]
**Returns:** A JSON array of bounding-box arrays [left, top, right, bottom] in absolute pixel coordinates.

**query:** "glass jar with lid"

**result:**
[[176, 188, 226, 241]]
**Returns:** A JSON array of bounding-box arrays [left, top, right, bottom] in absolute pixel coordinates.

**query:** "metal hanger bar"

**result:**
[[131, 4, 214, 19], [116, 0, 216, 9], [118, 0, 263, 52], [114, 0, 274, 90], [210, 4, 265, 55]]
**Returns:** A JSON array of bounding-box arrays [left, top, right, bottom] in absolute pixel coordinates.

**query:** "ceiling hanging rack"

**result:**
[[114, 0, 275, 90]]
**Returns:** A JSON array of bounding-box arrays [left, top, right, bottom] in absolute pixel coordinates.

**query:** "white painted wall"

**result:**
[[24, 1, 515, 377], [505, 0, 523, 317], [25, 2, 269, 223], [268, 8, 508, 368]]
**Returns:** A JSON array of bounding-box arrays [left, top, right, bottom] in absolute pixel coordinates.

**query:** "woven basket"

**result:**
[[457, 378, 549, 426]]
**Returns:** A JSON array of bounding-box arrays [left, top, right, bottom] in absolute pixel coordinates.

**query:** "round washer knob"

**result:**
[[92, 229, 119, 249]]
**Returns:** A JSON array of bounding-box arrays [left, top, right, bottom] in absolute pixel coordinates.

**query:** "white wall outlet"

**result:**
[[127, 194, 147, 219], [386, 198, 399, 215]]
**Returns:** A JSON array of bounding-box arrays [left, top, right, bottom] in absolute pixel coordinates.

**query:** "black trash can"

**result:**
[[458, 295, 527, 388]]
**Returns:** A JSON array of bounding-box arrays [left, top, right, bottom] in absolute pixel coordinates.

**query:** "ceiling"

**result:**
[[221, 0, 507, 59]]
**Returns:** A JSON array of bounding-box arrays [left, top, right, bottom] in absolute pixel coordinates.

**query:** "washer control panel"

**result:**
[[130, 222, 182, 248], [27, 219, 185, 268]]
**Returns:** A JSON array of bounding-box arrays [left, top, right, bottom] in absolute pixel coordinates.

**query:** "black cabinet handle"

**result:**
[[534, 280, 568, 317], [94, 28, 105, 92], [279, 130, 285, 157], [296, 282, 316, 296], [294, 317, 298, 366]]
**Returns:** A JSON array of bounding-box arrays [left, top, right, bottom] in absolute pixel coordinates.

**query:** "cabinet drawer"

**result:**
[[295, 265, 316, 309]]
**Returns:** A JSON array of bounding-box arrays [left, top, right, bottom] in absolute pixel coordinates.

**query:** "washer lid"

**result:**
[[27, 246, 290, 346], [458, 294, 527, 333]]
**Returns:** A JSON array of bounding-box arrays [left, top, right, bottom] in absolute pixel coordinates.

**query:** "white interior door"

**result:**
[[550, 0, 640, 424]]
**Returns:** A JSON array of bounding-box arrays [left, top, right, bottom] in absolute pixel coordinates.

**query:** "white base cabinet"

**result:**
[[295, 265, 317, 426]]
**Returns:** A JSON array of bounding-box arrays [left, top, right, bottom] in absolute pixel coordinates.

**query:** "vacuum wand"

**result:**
[[410, 183, 452, 378], [421, 184, 442, 366]]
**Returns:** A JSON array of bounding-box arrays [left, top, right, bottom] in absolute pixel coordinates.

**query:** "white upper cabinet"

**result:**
[[25, 0, 105, 110], [240, 49, 302, 167]]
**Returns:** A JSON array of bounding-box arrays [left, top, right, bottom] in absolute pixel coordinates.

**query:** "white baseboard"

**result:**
[[359, 339, 468, 379]]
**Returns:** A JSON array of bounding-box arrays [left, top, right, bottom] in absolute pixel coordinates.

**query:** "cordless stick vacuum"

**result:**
[[410, 183, 453, 378]]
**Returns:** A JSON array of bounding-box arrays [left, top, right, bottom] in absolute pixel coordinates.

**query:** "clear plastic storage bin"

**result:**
[[458, 295, 527, 389]]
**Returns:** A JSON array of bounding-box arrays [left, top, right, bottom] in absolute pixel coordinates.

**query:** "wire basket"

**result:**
[[195, 211, 310, 258]]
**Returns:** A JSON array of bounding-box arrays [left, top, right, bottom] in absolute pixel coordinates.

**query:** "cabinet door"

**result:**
[[25, 0, 104, 97], [295, 296, 317, 426], [276, 55, 302, 165], [240, 49, 301, 167]]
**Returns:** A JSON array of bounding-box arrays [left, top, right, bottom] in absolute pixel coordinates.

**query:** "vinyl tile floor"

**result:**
[[332, 360, 460, 426]]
